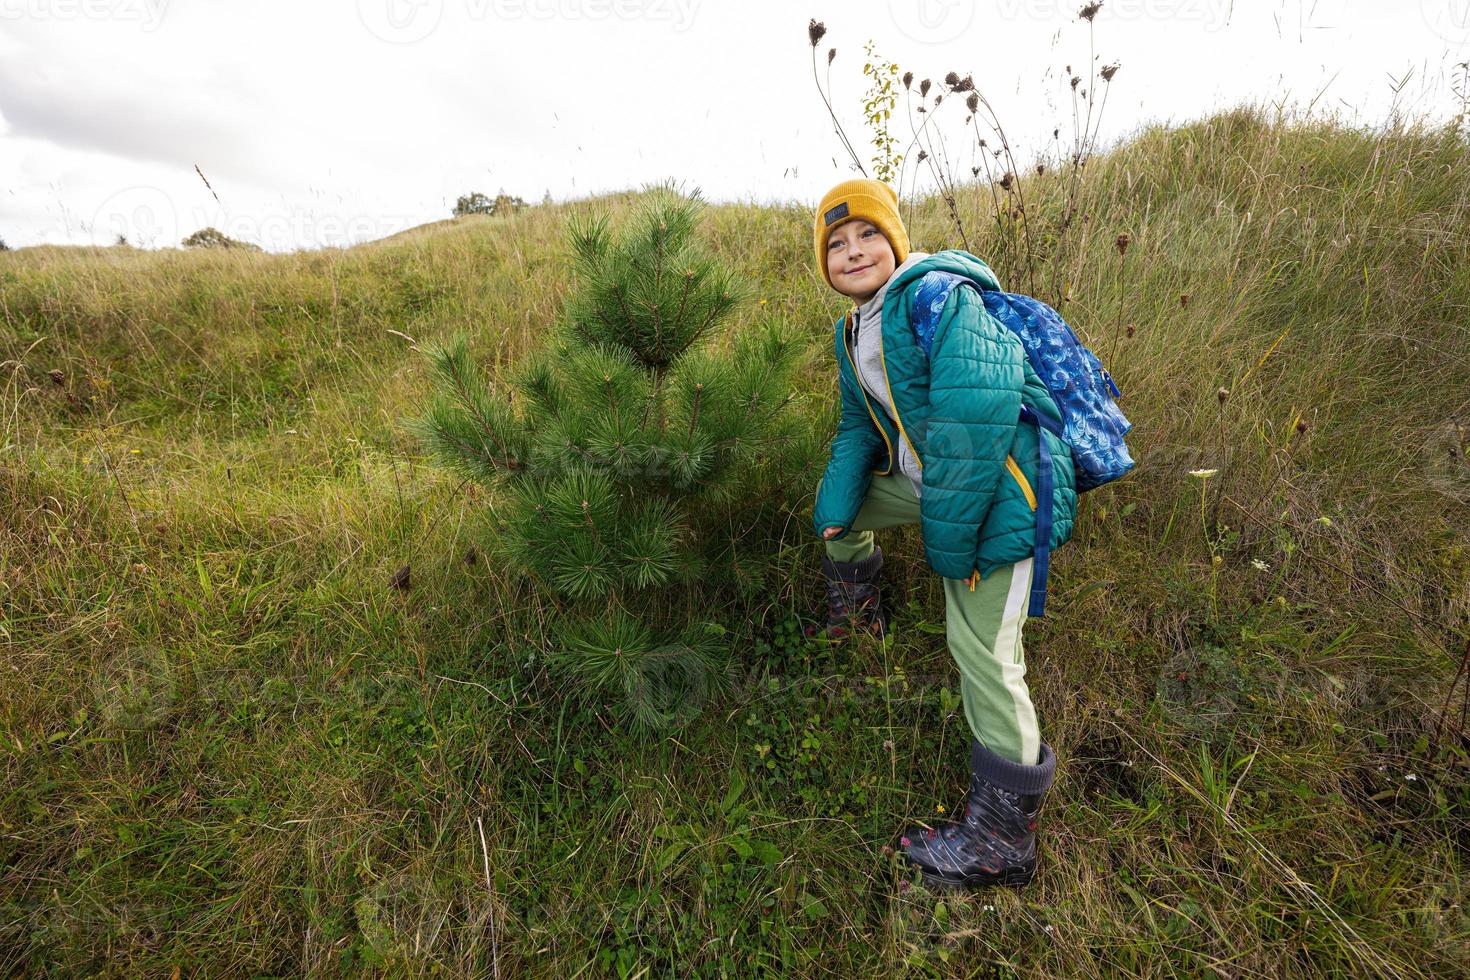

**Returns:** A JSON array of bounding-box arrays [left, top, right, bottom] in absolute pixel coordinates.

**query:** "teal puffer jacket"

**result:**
[[812, 250, 1077, 585]]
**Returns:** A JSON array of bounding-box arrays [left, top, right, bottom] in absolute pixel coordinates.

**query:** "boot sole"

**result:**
[[915, 862, 1035, 891]]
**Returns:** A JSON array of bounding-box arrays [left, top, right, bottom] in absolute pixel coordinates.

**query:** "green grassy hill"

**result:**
[[3, 105, 1468, 976]]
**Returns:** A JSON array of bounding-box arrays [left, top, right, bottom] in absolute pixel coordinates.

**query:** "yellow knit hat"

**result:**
[[813, 179, 910, 290]]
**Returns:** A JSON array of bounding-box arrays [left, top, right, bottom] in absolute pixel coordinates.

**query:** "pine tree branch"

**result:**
[[432, 338, 521, 471]]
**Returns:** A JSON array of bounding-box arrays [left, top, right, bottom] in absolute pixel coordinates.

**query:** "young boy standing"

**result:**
[[808, 179, 1077, 891]]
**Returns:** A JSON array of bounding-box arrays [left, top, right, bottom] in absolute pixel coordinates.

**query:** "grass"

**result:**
[[2, 103, 1469, 976]]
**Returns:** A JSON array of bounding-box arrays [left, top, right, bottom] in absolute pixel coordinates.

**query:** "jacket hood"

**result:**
[[879, 249, 1001, 332]]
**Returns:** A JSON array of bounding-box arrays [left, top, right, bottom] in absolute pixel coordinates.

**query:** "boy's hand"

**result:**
[[821, 526, 844, 540]]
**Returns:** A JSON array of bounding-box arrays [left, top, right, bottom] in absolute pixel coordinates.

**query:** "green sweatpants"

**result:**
[[821, 472, 1042, 766]]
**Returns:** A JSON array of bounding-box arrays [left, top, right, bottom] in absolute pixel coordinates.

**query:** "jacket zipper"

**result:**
[[843, 309, 894, 476]]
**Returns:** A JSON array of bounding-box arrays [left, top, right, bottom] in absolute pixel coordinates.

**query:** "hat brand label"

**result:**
[[823, 202, 849, 225]]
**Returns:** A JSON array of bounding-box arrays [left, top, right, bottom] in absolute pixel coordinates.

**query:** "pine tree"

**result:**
[[408, 186, 804, 731]]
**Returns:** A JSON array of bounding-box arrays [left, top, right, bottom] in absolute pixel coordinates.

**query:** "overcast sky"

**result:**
[[2, 0, 1467, 251]]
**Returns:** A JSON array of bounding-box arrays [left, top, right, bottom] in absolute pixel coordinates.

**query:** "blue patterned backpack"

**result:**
[[912, 272, 1135, 614]]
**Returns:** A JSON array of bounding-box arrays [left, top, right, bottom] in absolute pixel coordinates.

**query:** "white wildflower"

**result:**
[[1251, 559, 1269, 572], [1188, 468, 1218, 479]]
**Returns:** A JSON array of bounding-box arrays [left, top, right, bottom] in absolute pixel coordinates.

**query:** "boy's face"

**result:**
[[825, 219, 896, 303]]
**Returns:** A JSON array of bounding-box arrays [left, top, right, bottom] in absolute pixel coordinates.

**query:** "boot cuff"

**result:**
[[821, 544, 884, 584], [971, 739, 1057, 795]]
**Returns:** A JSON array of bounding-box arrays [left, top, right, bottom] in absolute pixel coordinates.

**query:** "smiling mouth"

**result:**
[[844, 264, 874, 276]]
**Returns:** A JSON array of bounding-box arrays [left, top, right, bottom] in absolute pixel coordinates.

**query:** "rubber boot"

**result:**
[[803, 545, 889, 643], [899, 739, 1057, 891]]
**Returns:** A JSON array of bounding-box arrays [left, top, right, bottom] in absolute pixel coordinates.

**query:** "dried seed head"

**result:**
[[902, 71, 913, 88], [1180, 292, 1191, 309], [999, 171, 1014, 191], [1079, 2, 1102, 22], [1053, 127, 1060, 139], [944, 70, 960, 88], [966, 92, 979, 113], [1217, 386, 1230, 404], [49, 369, 65, 385], [971, 166, 981, 177], [1125, 324, 1135, 338], [979, 138, 988, 148], [1115, 232, 1131, 255], [919, 78, 932, 98], [807, 19, 826, 46], [827, 47, 836, 65], [1295, 417, 1309, 434], [1070, 74, 1082, 90], [917, 149, 928, 163], [1101, 62, 1120, 82], [1036, 163, 1045, 175]]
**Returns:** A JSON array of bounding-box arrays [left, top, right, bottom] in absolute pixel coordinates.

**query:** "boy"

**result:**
[[808, 179, 1077, 891]]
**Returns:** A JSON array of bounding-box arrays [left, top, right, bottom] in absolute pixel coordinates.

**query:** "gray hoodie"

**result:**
[[849, 250, 931, 498]]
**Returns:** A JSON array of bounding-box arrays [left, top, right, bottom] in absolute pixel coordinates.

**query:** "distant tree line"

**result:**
[[453, 190, 529, 217]]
